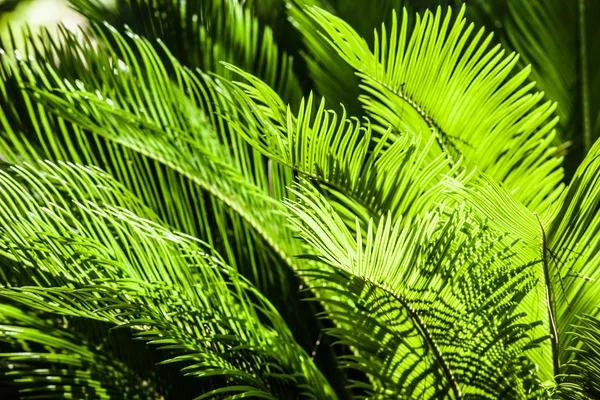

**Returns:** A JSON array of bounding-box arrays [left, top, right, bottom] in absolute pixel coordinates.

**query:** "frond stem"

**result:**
[[534, 213, 561, 377], [368, 80, 463, 169], [368, 279, 462, 399], [579, 0, 592, 152]]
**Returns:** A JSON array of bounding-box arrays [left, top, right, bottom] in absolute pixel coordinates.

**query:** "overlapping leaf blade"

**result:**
[[0, 161, 336, 399], [0, 22, 323, 353], [465, 0, 600, 169], [0, 304, 164, 399], [307, 5, 564, 212], [285, 181, 542, 398]]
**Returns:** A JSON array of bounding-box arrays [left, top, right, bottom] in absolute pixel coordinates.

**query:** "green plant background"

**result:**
[[0, 0, 599, 399]]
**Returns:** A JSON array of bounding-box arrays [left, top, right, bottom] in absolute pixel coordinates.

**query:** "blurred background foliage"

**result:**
[[0, 0, 114, 49], [0, 0, 466, 45], [0, 0, 86, 36]]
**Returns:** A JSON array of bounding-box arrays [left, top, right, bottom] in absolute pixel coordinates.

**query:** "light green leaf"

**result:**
[[307, 5, 564, 212]]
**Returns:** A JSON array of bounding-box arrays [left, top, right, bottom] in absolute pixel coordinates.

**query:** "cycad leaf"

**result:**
[[284, 0, 421, 115], [444, 173, 559, 383], [285, 181, 542, 398], [555, 312, 600, 399], [0, 304, 164, 399], [69, 0, 303, 107], [0, 161, 336, 399], [466, 0, 600, 165], [545, 137, 600, 364], [307, 5, 564, 212], [224, 64, 465, 223], [285, 0, 364, 115], [0, 22, 318, 346], [445, 147, 600, 388]]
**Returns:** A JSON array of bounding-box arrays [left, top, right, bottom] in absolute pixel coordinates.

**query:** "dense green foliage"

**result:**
[[0, 0, 599, 398]]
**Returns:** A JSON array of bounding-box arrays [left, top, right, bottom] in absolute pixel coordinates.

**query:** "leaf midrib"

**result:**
[[367, 279, 463, 399]]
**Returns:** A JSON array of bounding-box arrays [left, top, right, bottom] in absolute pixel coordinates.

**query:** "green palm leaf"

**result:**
[[284, 0, 363, 116], [284, 180, 542, 398], [465, 0, 600, 173], [283, 0, 429, 115], [306, 5, 564, 212], [223, 64, 465, 224], [445, 136, 600, 387], [556, 312, 600, 399], [69, 0, 303, 106], [543, 137, 600, 376], [0, 21, 314, 342], [0, 160, 336, 399], [0, 1, 598, 398], [0, 22, 353, 394], [0, 304, 164, 399]]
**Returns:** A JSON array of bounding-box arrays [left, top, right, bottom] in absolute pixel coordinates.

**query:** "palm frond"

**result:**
[[68, 0, 303, 106], [555, 312, 600, 399], [0, 21, 310, 331], [306, 5, 564, 212], [284, 180, 543, 398], [444, 173, 560, 383], [284, 0, 364, 115], [224, 64, 465, 224], [0, 304, 164, 399], [445, 142, 600, 386], [0, 160, 336, 399], [282, 0, 441, 114], [0, 18, 362, 395], [545, 137, 600, 363], [465, 0, 600, 167]]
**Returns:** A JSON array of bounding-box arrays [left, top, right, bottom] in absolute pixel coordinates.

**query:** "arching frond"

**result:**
[[444, 173, 558, 382], [555, 312, 600, 399], [224, 64, 466, 224], [0, 22, 319, 349], [284, 180, 543, 398], [0, 1, 598, 398], [0, 23, 351, 393], [0, 304, 164, 399], [465, 0, 600, 169], [306, 5, 564, 212], [283, 0, 428, 115], [545, 137, 600, 363], [446, 136, 600, 390], [285, 0, 363, 115], [445, 140, 600, 386], [0, 161, 336, 399]]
